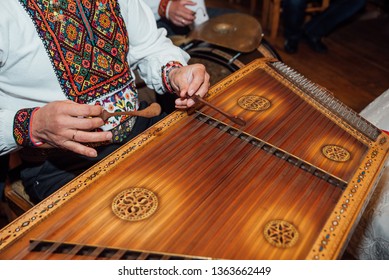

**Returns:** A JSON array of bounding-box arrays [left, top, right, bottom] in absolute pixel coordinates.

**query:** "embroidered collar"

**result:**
[[19, 0, 133, 104]]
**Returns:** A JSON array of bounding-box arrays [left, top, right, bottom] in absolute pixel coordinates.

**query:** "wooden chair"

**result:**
[[261, 0, 330, 42], [3, 152, 34, 219]]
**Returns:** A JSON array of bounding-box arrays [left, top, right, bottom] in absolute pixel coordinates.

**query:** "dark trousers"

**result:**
[[0, 154, 9, 201], [20, 102, 166, 203], [283, 0, 366, 41]]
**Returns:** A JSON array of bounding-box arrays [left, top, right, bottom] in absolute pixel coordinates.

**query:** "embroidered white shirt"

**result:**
[[0, 0, 189, 155]]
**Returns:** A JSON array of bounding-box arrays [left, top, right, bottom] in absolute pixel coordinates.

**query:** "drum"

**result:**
[[157, 39, 281, 113], [185, 39, 281, 85]]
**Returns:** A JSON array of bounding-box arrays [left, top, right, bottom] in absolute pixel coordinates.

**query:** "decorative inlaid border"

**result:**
[[308, 142, 389, 259]]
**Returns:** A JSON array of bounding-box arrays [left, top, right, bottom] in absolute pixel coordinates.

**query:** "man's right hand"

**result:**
[[30, 100, 112, 157]]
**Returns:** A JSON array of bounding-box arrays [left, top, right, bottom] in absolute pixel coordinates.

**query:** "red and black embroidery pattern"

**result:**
[[161, 61, 183, 94], [13, 107, 41, 147], [18, 0, 132, 104]]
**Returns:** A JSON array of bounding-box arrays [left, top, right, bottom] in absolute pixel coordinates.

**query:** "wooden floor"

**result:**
[[208, 0, 389, 112]]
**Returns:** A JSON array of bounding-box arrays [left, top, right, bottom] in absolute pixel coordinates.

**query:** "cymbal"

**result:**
[[187, 13, 263, 53]]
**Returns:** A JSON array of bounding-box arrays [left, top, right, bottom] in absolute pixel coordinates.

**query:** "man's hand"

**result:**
[[168, 0, 196, 27], [30, 100, 112, 157], [168, 63, 210, 109]]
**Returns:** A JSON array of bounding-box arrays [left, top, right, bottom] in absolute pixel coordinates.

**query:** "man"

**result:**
[[0, 0, 210, 202]]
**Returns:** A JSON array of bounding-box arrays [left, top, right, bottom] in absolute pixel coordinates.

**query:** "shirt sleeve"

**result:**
[[0, 5, 17, 156], [0, 2, 50, 155], [122, 0, 190, 94], [142, 0, 161, 20]]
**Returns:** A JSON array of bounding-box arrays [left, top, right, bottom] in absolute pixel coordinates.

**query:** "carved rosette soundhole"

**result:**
[[264, 220, 299, 248], [237, 95, 271, 111], [322, 145, 351, 162], [112, 188, 158, 221]]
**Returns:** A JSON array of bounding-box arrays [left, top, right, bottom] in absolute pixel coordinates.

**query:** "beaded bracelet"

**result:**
[[158, 0, 170, 18], [13, 107, 44, 147], [161, 61, 183, 94]]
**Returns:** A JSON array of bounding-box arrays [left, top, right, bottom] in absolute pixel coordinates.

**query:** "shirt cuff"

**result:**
[[13, 107, 44, 147], [161, 61, 183, 94], [165, 1, 172, 20], [158, 0, 170, 18]]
